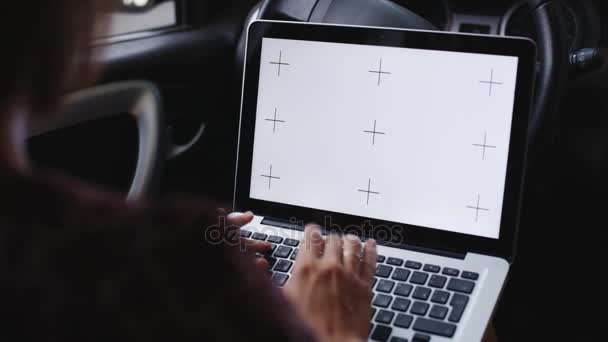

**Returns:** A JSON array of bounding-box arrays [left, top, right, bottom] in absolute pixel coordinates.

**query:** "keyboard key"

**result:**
[[448, 293, 469, 323], [274, 246, 293, 258], [462, 271, 479, 280], [423, 264, 440, 273], [376, 264, 393, 278], [371, 307, 377, 319], [252, 232, 267, 241], [273, 259, 293, 273], [290, 248, 298, 260], [410, 301, 429, 316], [391, 268, 411, 281], [409, 271, 429, 285], [442, 267, 460, 277], [394, 283, 413, 297], [373, 294, 393, 308], [447, 278, 475, 294], [271, 272, 289, 287], [405, 261, 422, 269], [412, 286, 431, 301], [267, 235, 283, 243], [387, 257, 404, 266], [428, 275, 447, 288], [375, 310, 395, 324], [391, 297, 411, 312], [371, 325, 392, 342], [394, 313, 414, 329], [429, 305, 449, 320], [373, 277, 378, 287], [431, 290, 450, 304], [390, 338, 408, 342], [377, 255, 386, 263], [265, 244, 277, 255], [414, 317, 457, 338], [264, 256, 277, 268], [412, 333, 431, 342], [376, 279, 396, 293], [240, 230, 252, 238], [283, 238, 300, 247]]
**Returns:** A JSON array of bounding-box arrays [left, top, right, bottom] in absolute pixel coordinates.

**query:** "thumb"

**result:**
[[226, 211, 255, 228]]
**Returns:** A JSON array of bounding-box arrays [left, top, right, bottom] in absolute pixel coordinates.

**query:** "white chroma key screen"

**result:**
[[249, 37, 519, 239]]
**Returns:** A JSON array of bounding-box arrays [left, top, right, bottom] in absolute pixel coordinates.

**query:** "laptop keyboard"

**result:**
[[242, 230, 479, 342]]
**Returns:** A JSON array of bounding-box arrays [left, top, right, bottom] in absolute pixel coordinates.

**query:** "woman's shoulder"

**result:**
[[0, 167, 318, 342]]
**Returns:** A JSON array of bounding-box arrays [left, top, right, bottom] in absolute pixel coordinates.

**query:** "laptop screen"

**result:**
[[248, 37, 519, 240]]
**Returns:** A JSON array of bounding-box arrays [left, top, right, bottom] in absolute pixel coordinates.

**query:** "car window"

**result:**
[[97, 0, 178, 38]]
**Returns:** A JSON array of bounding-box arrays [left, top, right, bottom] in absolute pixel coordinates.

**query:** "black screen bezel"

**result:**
[[235, 20, 536, 262]]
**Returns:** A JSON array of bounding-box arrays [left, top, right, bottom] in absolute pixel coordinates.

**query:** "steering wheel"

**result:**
[[29, 81, 166, 201], [237, 0, 569, 161]]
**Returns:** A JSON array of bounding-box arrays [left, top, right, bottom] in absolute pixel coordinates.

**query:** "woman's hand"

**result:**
[[284, 225, 377, 342], [223, 210, 271, 271]]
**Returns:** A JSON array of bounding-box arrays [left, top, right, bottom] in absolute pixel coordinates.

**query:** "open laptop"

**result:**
[[234, 20, 536, 342]]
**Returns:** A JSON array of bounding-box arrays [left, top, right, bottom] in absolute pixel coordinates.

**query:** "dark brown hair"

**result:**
[[0, 1, 105, 115]]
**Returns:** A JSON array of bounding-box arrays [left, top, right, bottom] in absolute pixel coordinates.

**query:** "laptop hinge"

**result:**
[[261, 217, 466, 260], [381, 241, 466, 260], [261, 217, 305, 231]]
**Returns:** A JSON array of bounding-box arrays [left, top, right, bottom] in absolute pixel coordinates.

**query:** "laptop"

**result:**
[[234, 20, 536, 342]]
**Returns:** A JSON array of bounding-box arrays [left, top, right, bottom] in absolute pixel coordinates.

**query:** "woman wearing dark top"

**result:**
[[0, 1, 377, 341]]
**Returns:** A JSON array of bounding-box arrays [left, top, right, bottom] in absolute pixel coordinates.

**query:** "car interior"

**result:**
[[26, 0, 606, 340]]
